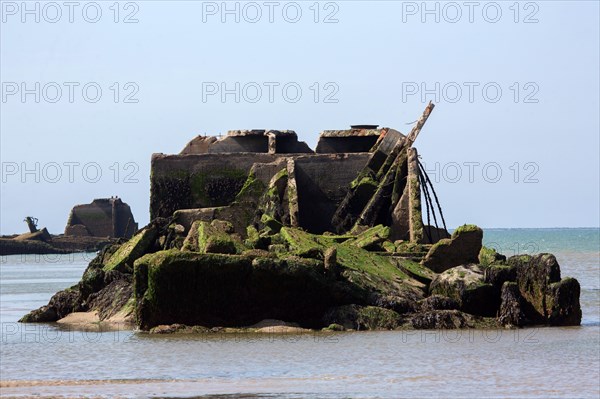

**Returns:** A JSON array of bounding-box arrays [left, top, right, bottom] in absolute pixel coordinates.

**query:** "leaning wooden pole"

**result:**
[[353, 102, 435, 231], [405, 101, 435, 147]]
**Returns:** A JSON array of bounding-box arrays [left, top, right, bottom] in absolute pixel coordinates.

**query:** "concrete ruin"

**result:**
[[150, 101, 449, 243], [64, 197, 138, 238], [21, 103, 582, 331], [150, 102, 448, 243]]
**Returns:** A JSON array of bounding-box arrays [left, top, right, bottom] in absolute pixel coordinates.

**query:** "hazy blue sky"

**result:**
[[1, 0, 599, 234]]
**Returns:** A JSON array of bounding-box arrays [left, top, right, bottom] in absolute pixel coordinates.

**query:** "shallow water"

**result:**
[[1, 229, 599, 398]]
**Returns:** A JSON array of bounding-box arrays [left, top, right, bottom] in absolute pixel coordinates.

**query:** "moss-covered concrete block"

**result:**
[[394, 258, 437, 286], [479, 245, 507, 266], [133, 250, 254, 329], [421, 224, 483, 273], [244, 225, 270, 249], [133, 250, 342, 330], [280, 227, 324, 258], [234, 171, 266, 203], [510, 253, 561, 321], [347, 224, 390, 250], [103, 226, 157, 272], [505, 254, 581, 326], [200, 221, 244, 254], [546, 277, 582, 326]]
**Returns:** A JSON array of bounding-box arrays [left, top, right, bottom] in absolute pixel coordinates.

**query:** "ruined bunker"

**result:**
[[151, 102, 448, 243]]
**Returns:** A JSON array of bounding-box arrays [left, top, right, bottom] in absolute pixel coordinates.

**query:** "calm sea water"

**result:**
[[1, 228, 598, 398]]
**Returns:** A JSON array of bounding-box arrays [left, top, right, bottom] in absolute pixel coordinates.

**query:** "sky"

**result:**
[[1, 0, 599, 235]]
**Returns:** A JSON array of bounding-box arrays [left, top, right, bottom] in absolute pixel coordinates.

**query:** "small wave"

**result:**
[[581, 321, 600, 327]]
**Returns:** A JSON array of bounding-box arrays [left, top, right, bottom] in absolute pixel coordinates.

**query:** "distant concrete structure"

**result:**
[[64, 197, 137, 238]]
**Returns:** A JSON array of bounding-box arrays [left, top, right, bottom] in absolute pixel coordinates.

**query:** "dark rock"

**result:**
[[48, 288, 84, 319], [484, 264, 517, 292], [417, 295, 460, 312], [429, 264, 499, 317], [498, 281, 526, 327], [421, 224, 483, 273], [323, 305, 402, 330], [324, 247, 338, 274], [133, 234, 427, 331], [373, 295, 417, 314], [510, 253, 561, 322], [79, 266, 106, 298], [87, 275, 133, 320], [409, 310, 493, 329], [506, 254, 581, 326], [21, 287, 85, 322], [204, 238, 237, 254], [19, 305, 57, 323], [547, 277, 582, 326], [20, 246, 134, 324]]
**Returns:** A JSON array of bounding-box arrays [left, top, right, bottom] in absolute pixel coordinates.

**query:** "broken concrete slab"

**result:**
[[421, 225, 483, 273]]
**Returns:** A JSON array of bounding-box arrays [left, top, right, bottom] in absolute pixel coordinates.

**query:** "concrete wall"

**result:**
[[151, 152, 370, 233], [151, 153, 282, 219], [293, 154, 370, 233]]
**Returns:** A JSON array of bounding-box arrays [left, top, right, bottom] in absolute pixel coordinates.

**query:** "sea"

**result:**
[[1, 228, 598, 398]]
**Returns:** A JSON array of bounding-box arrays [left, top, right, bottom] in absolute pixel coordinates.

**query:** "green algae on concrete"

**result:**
[[133, 249, 344, 330], [183, 220, 245, 255], [199, 221, 239, 254], [279, 226, 412, 282], [103, 227, 157, 272], [280, 227, 325, 258], [347, 224, 390, 250], [421, 224, 483, 273], [190, 168, 248, 207], [479, 246, 501, 266], [234, 171, 266, 203], [394, 258, 437, 286], [452, 224, 481, 235], [546, 277, 582, 326], [134, 250, 254, 329]]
